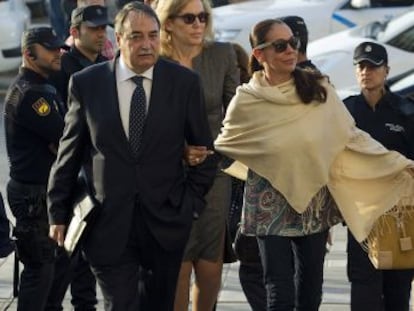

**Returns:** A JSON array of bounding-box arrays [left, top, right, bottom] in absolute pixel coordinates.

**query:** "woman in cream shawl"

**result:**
[[214, 19, 414, 311]]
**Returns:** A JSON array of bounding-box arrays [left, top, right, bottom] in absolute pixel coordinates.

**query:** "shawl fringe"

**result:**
[[362, 200, 414, 269]]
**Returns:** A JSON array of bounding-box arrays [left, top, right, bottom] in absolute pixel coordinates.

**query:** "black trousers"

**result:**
[[7, 179, 55, 311], [347, 230, 414, 311], [45, 248, 97, 311], [257, 231, 328, 311], [0, 192, 14, 257], [239, 261, 266, 311], [90, 205, 186, 311]]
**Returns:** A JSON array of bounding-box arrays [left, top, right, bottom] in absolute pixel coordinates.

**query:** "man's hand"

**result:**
[[184, 145, 214, 166], [49, 224, 66, 247]]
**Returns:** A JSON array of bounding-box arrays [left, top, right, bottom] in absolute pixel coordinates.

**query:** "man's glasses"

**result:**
[[173, 12, 209, 24], [255, 37, 300, 53]]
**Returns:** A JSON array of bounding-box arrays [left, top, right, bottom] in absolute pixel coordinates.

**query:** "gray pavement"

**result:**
[[0, 223, 352, 310]]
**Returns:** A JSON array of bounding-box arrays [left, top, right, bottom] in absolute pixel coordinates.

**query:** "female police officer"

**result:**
[[344, 41, 414, 311]]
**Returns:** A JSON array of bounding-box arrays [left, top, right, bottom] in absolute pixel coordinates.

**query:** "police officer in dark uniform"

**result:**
[[52, 5, 110, 105], [46, 5, 111, 311], [344, 42, 414, 311], [3, 27, 67, 311]]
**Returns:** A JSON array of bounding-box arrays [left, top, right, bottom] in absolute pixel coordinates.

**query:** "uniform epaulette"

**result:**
[[4, 86, 22, 108], [15, 79, 57, 95], [6, 80, 58, 108], [15, 79, 33, 95], [4, 80, 30, 106]]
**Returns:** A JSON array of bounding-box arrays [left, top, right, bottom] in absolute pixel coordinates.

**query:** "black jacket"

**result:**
[[344, 90, 414, 159], [51, 45, 108, 105], [47, 57, 218, 265], [4, 68, 65, 184]]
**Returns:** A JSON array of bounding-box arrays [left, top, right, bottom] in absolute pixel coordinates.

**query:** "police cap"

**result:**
[[22, 27, 68, 50], [280, 16, 308, 39], [353, 42, 388, 66], [71, 5, 110, 27]]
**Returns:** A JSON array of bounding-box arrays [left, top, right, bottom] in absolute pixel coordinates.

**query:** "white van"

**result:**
[[213, 0, 414, 52]]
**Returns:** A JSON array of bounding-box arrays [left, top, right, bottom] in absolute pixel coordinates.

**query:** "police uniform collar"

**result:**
[[69, 45, 108, 65], [359, 87, 393, 110], [20, 67, 49, 84]]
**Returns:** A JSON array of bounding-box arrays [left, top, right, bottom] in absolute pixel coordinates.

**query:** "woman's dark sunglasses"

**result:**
[[174, 12, 209, 24], [255, 37, 301, 53]]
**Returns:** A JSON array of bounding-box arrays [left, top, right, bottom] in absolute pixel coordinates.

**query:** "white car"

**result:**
[[0, 0, 31, 72], [308, 9, 414, 90], [213, 0, 414, 53], [390, 69, 414, 101]]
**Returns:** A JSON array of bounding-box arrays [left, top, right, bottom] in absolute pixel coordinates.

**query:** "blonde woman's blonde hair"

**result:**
[[156, 0, 214, 57]]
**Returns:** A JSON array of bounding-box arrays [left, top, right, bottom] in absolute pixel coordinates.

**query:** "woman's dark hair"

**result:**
[[248, 19, 281, 76], [292, 68, 327, 103], [248, 18, 327, 104]]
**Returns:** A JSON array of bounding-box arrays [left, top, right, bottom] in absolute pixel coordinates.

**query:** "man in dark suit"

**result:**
[[47, 2, 217, 310]]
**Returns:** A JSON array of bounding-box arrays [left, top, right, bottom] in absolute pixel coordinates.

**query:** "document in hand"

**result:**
[[64, 194, 96, 256]]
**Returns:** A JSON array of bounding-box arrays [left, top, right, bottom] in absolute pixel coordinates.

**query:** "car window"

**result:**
[[376, 10, 414, 41], [391, 72, 414, 92], [386, 25, 414, 52], [361, 20, 387, 39]]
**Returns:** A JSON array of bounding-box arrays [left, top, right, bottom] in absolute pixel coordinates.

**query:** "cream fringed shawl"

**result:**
[[214, 71, 414, 242]]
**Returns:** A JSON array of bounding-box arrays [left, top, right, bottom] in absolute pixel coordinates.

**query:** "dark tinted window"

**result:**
[[372, 0, 414, 6], [387, 25, 414, 52]]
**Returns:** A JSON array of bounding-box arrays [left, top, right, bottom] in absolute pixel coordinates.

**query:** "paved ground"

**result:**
[[0, 225, 351, 310]]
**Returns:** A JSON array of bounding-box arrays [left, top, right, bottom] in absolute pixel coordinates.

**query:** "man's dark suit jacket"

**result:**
[[47, 56, 217, 266]]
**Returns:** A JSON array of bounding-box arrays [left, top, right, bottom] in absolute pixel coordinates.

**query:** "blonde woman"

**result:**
[[156, 0, 239, 310]]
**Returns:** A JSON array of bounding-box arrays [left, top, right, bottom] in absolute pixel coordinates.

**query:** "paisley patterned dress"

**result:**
[[241, 170, 343, 237]]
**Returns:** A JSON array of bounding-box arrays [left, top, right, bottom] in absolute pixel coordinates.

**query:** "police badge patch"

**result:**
[[32, 98, 51, 116]]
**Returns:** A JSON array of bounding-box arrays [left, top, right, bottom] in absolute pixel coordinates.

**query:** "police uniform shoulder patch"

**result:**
[[32, 97, 51, 116]]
